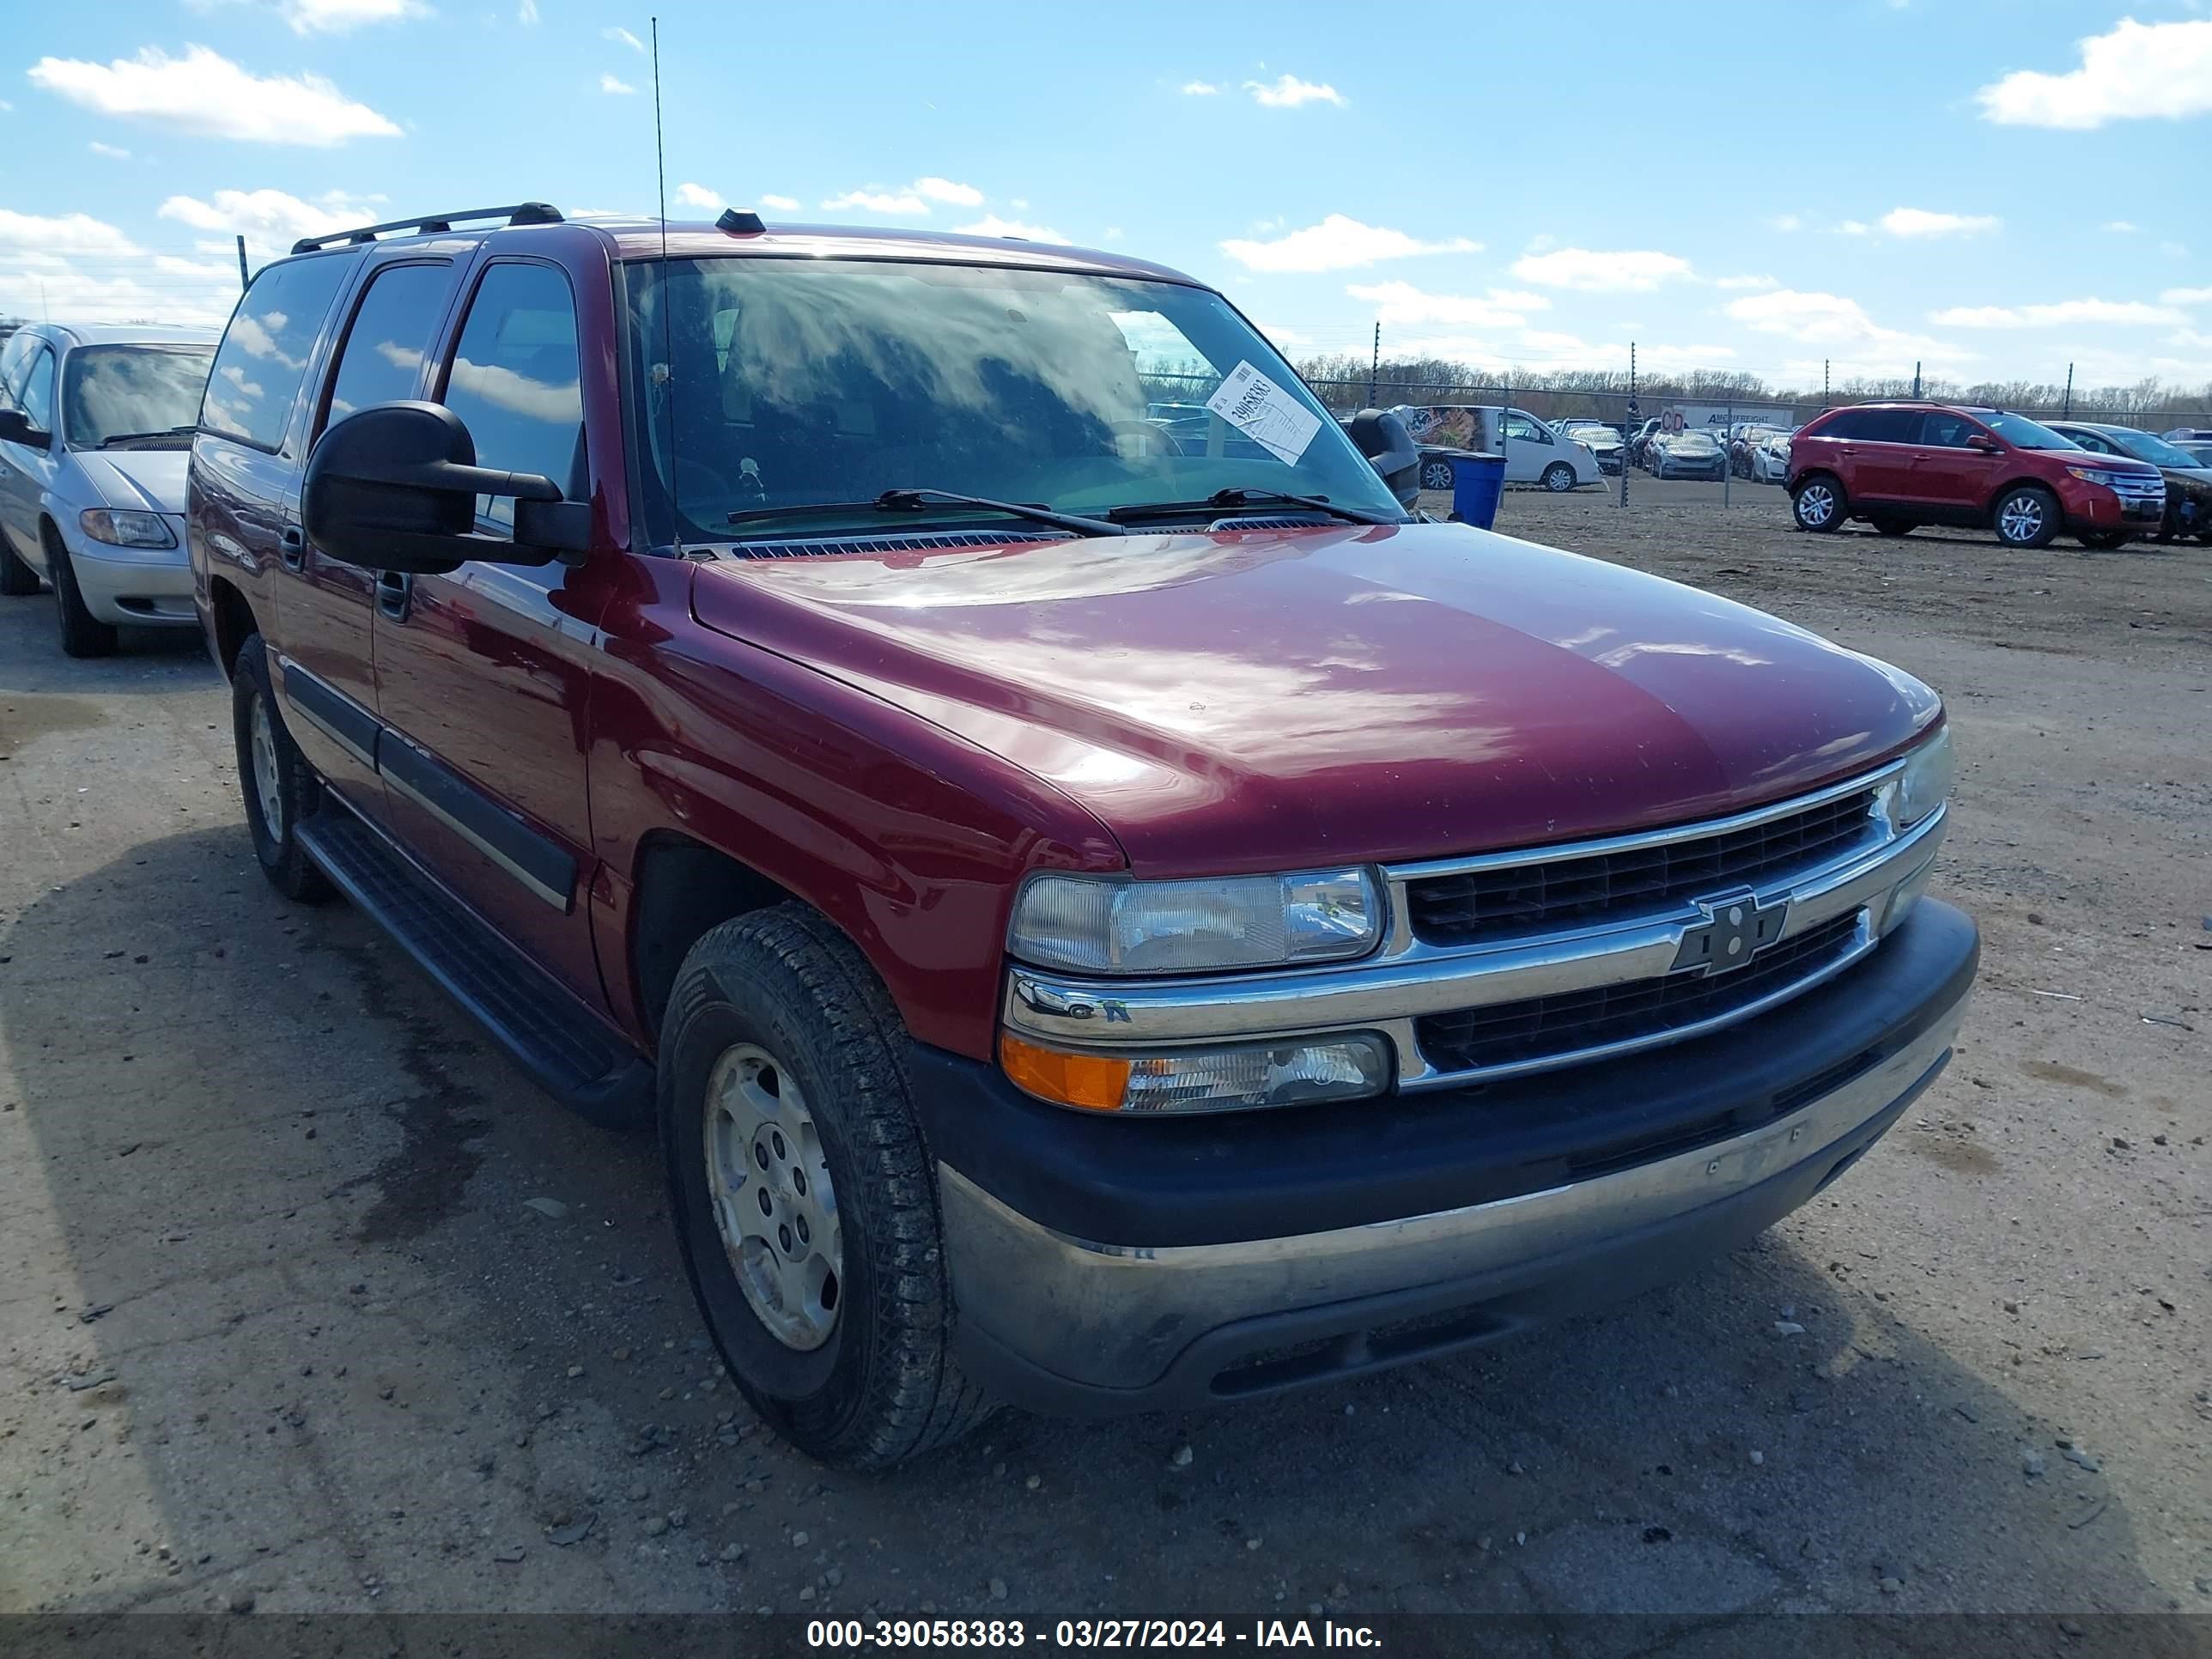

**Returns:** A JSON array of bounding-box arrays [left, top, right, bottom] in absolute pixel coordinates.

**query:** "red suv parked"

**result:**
[[1788, 402, 2165, 549], [188, 204, 1974, 1466]]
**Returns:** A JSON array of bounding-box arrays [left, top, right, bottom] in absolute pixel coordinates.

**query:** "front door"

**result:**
[[1906, 409, 2003, 520], [1500, 410, 1556, 483], [369, 258, 607, 1009]]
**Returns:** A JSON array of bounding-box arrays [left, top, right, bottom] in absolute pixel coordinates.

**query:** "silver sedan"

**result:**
[[0, 323, 217, 657]]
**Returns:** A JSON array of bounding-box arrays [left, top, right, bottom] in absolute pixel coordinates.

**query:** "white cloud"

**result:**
[[159, 186, 380, 261], [1725, 288, 1967, 362], [1510, 247, 1692, 292], [912, 177, 983, 207], [2105, 221, 2138, 234], [1715, 274, 1778, 291], [88, 141, 131, 159], [0, 209, 140, 259], [604, 25, 645, 52], [1766, 214, 1802, 232], [1929, 298, 2188, 328], [516, 0, 538, 20], [1180, 81, 1219, 95], [2160, 286, 2212, 304], [1243, 74, 1344, 108], [1346, 280, 1540, 330], [822, 188, 929, 216], [1254, 323, 1313, 348], [280, 0, 426, 32], [0, 210, 247, 328], [673, 182, 725, 210], [1838, 220, 1871, 236], [1219, 214, 1479, 273], [1103, 226, 1124, 240], [760, 194, 799, 212], [1976, 18, 2212, 129], [29, 45, 400, 146], [1879, 206, 2000, 238], [954, 215, 1065, 242], [600, 74, 635, 94]]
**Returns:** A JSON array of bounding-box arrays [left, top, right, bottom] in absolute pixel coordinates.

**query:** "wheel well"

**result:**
[[630, 832, 795, 1044], [208, 578, 258, 680], [1986, 477, 2057, 514]]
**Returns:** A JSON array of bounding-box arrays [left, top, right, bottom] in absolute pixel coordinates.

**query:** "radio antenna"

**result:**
[[650, 15, 683, 552]]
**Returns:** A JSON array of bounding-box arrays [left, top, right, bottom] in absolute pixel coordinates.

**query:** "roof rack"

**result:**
[[289, 202, 563, 255]]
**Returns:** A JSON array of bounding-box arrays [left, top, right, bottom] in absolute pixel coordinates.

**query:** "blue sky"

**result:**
[[5, 0, 2210, 392]]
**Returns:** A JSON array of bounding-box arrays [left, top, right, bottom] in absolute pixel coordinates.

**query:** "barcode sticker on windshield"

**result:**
[[1205, 362, 1323, 465]]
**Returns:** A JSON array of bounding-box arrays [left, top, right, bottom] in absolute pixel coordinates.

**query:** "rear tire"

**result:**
[[2078, 530, 2130, 550], [232, 633, 334, 903], [1540, 461, 1575, 493], [48, 533, 118, 659], [0, 534, 40, 597], [1992, 484, 2061, 550], [1791, 476, 1844, 532], [660, 904, 997, 1469], [1419, 457, 1454, 492]]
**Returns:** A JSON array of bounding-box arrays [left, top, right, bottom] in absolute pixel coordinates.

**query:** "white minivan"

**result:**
[[1393, 404, 1606, 494]]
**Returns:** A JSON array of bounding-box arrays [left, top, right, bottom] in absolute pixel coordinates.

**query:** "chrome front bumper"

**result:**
[[942, 975, 1966, 1410]]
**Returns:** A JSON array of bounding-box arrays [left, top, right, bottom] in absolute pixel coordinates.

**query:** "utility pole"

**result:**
[[1823, 359, 1830, 410], [2063, 362, 2074, 418], [235, 235, 250, 291], [1369, 320, 1379, 407], [1912, 361, 1922, 399], [1620, 343, 1635, 510]]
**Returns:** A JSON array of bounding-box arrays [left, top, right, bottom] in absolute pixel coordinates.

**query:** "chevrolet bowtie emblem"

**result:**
[[1673, 893, 1790, 975]]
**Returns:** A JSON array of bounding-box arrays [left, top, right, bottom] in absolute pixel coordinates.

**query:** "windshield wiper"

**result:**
[[729, 488, 1123, 538], [96, 424, 198, 448], [1105, 488, 1393, 527]]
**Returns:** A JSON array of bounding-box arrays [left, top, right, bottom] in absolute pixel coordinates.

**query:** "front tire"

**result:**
[[1872, 516, 1917, 538], [1419, 457, 1455, 492], [0, 533, 40, 597], [1993, 484, 2060, 549], [48, 534, 118, 659], [1540, 461, 1575, 493], [1792, 476, 1844, 532], [2078, 529, 2130, 550], [660, 904, 995, 1469], [232, 634, 333, 902]]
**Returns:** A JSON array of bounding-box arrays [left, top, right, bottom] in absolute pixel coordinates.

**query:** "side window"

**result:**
[[1504, 412, 1551, 445], [1856, 410, 1917, 443], [439, 263, 585, 534], [1814, 411, 1862, 441], [323, 261, 456, 429], [202, 252, 356, 451], [1918, 412, 1982, 448], [17, 347, 57, 433], [0, 333, 31, 410], [2066, 430, 2112, 454]]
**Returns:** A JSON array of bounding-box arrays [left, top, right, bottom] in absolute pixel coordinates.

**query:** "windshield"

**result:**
[[63, 344, 214, 447], [2101, 428, 2199, 469], [1979, 410, 2075, 451], [621, 257, 1402, 545]]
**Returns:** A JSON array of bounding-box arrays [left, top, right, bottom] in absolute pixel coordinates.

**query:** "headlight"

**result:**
[[1893, 725, 1954, 828], [79, 508, 176, 549], [1000, 1030, 1390, 1114], [1009, 868, 1382, 975], [2063, 465, 2126, 489]]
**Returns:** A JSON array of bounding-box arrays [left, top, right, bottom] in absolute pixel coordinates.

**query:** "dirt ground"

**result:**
[[1, 485, 2206, 1626]]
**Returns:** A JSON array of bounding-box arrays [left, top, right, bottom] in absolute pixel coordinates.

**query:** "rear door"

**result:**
[[1906, 409, 2003, 521], [368, 257, 607, 1006], [1841, 408, 1917, 501]]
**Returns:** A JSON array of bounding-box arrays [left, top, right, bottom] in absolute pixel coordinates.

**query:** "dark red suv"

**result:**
[[1788, 402, 2166, 549]]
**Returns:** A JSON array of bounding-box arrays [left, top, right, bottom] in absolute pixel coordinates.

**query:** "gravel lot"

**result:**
[[2, 486, 2206, 1624]]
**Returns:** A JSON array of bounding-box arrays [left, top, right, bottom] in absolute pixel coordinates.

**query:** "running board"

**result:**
[[298, 799, 653, 1129]]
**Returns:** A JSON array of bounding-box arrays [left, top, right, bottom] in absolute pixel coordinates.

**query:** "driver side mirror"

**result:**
[[1966, 433, 2000, 453], [1346, 408, 1420, 509], [302, 400, 590, 575], [0, 408, 52, 451]]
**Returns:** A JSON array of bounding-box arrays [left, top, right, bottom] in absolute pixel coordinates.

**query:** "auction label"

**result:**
[[1204, 362, 1324, 465]]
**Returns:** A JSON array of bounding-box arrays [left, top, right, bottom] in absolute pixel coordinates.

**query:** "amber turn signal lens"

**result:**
[[999, 1032, 1133, 1111]]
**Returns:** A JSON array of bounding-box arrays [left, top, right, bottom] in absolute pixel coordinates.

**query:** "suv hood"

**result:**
[[692, 523, 1940, 875], [72, 449, 188, 514]]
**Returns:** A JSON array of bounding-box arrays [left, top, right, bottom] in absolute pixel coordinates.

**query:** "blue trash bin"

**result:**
[[1448, 452, 1506, 529]]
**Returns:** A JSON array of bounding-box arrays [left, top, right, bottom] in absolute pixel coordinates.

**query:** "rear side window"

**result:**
[[439, 263, 584, 532], [324, 261, 455, 428], [1854, 409, 1918, 442], [202, 252, 354, 451], [1809, 410, 1864, 440]]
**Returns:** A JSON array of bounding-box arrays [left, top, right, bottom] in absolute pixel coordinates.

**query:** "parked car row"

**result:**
[[2, 203, 1978, 1471], [1786, 402, 2181, 550], [1390, 403, 1606, 493]]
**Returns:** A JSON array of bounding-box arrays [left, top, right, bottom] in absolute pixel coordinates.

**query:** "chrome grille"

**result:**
[[1405, 788, 1880, 946], [1413, 913, 1866, 1077]]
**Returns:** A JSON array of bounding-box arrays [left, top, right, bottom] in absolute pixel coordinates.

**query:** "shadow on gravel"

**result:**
[[0, 829, 2181, 1622]]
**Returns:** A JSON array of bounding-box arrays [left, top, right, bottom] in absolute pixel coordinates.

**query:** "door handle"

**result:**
[[376, 569, 414, 622], [278, 526, 306, 571]]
